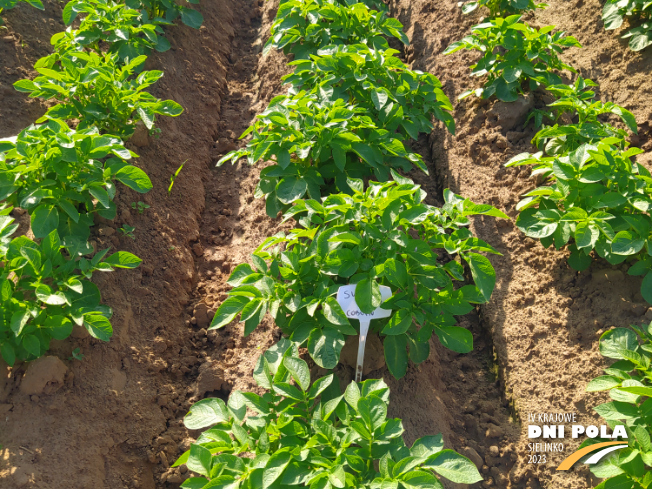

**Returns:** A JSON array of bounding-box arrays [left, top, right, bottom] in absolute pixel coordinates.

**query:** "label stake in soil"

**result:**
[[336, 284, 392, 382]]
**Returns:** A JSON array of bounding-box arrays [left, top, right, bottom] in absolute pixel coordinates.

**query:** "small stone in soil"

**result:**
[[166, 473, 182, 484], [485, 424, 503, 438], [192, 242, 204, 257], [461, 446, 484, 470], [194, 361, 225, 398], [193, 303, 210, 328], [214, 138, 237, 154]]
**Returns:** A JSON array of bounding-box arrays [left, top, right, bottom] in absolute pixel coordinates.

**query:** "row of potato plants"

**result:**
[[214, 0, 506, 375], [457, 0, 652, 52], [0, 0, 203, 365], [175, 0, 501, 487], [452, 2, 647, 309], [0, 0, 203, 28], [454, 0, 651, 483]]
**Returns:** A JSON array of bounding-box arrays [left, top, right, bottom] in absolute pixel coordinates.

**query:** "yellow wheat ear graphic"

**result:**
[[556, 441, 629, 471]]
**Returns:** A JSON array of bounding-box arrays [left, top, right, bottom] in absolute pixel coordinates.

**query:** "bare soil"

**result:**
[[0, 0, 651, 488]]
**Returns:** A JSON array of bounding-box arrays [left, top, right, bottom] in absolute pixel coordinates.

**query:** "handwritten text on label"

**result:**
[[336, 284, 392, 320]]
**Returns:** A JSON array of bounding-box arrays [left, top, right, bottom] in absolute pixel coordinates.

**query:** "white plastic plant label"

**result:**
[[336, 284, 392, 320], [336, 283, 392, 382]]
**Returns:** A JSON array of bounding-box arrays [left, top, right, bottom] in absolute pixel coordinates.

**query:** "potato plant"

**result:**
[[584, 324, 652, 487], [265, 0, 402, 59], [444, 15, 581, 102], [458, 0, 545, 16], [603, 0, 652, 52], [174, 340, 483, 488], [222, 21, 454, 215], [59, 0, 171, 61], [526, 77, 637, 155], [125, 0, 204, 29], [505, 141, 652, 303], [14, 52, 183, 138], [210, 178, 506, 378], [283, 43, 456, 137], [0, 120, 152, 246], [218, 93, 427, 217], [0, 216, 141, 366]]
